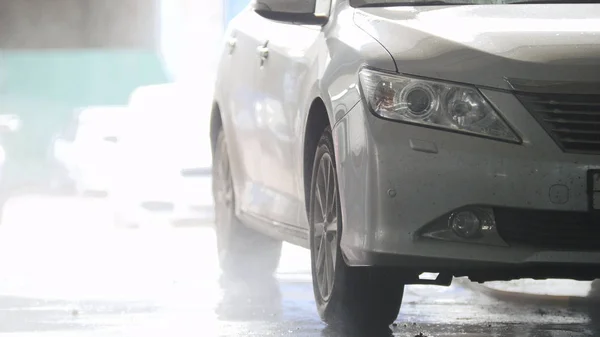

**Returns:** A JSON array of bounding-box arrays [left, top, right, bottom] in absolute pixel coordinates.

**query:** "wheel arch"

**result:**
[[303, 97, 332, 214], [210, 101, 222, 156]]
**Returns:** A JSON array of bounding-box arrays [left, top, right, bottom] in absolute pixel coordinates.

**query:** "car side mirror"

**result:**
[[253, 0, 330, 25]]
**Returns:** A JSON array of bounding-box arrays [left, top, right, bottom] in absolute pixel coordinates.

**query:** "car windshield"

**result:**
[[351, 0, 600, 5]]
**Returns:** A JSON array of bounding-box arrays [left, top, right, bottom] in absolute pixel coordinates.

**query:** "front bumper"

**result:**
[[333, 89, 600, 277]]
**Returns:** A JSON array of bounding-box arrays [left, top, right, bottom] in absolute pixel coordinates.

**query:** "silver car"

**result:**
[[211, 0, 600, 327]]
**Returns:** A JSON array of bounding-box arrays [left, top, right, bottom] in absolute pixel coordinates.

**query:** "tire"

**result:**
[[309, 127, 405, 328], [212, 128, 282, 278]]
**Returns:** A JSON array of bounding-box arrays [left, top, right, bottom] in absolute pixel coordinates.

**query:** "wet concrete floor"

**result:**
[[0, 195, 597, 337]]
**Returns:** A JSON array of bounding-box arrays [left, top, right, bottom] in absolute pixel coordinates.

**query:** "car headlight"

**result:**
[[358, 69, 520, 143]]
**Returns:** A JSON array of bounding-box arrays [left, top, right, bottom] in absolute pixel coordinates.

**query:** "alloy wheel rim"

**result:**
[[312, 153, 338, 301]]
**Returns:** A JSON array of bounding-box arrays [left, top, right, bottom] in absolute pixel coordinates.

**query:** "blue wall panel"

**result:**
[[224, 0, 249, 26]]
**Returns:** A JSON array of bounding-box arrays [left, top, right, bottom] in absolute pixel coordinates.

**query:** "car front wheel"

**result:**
[[309, 127, 405, 328]]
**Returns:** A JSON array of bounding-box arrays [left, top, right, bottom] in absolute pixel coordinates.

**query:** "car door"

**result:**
[[218, 9, 271, 215], [251, 4, 327, 228]]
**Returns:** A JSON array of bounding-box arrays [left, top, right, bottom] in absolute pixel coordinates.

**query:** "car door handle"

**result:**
[[257, 46, 269, 61], [227, 38, 236, 54]]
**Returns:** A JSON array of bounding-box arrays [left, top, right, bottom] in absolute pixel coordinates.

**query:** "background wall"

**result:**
[[0, 0, 167, 156], [0, 0, 160, 49], [0, 0, 250, 80]]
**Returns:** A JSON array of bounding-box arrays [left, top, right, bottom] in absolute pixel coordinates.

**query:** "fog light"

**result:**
[[450, 210, 482, 239], [421, 207, 504, 246]]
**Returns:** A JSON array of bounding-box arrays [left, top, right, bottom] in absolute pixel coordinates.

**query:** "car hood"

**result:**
[[354, 5, 600, 93]]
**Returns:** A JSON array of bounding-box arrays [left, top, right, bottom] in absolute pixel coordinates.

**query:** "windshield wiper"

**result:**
[[357, 1, 467, 7]]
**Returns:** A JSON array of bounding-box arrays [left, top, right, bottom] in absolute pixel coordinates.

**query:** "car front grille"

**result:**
[[517, 93, 600, 154], [495, 208, 600, 251]]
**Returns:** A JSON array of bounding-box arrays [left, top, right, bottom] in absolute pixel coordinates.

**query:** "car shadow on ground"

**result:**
[[320, 324, 396, 337], [215, 274, 600, 337], [216, 273, 398, 336]]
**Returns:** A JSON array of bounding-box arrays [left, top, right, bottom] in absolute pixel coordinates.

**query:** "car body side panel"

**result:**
[[248, 22, 321, 228], [248, 0, 399, 229], [214, 1, 397, 238], [322, 1, 397, 125], [214, 8, 271, 216], [293, 0, 398, 230]]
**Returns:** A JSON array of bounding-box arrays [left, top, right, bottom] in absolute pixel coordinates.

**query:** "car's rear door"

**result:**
[[251, 5, 326, 227]]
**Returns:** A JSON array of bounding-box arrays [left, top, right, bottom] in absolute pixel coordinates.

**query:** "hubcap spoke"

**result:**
[[318, 158, 327, 217], [214, 140, 234, 260], [324, 159, 331, 217], [316, 232, 326, 269], [322, 237, 329, 296], [331, 181, 337, 218], [326, 161, 333, 218], [312, 153, 340, 301], [325, 235, 335, 291], [319, 267, 327, 296], [318, 231, 328, 296], [326, 220, 337, 233], [315, 184, 326, 222], [322, 239, 328, 290], [329, 232, 337, 271]]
